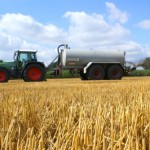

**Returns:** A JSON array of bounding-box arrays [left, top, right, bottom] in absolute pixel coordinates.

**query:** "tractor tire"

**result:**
[[79, 71, 88, 80], [107, 65, 123, 80], [23, 64, 45, 82], [87, 65, 105, 80], [0, 68, 9, 83]]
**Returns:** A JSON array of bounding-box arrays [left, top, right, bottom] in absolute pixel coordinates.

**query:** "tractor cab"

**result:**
[[14, 50, 37, 70], [11, 50, 39, 78]]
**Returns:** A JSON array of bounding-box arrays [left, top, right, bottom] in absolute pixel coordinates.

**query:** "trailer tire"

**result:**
[[79, 71, 88, 80], [0, 68, 9, 83], [23, 64, 45, 82], [107, 65, 123, 80], [87, 65, 105, 80]]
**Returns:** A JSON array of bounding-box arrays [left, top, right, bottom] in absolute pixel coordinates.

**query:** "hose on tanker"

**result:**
[[57, 44, 69, 66], [57, 44, 65, 66], [57, 44, 69, 54], [57, 44, 66, 54], [57, 44, 68, 76]]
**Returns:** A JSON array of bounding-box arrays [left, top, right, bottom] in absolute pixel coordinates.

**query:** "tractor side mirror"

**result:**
[[13, 52, 17, 60]]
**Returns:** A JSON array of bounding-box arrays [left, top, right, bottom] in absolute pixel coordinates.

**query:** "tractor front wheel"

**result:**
[[0, 68, 9, 83], [23, 64, 45, 82]]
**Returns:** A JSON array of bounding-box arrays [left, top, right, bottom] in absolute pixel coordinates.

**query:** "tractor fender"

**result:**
[[0, 67, 10, 75], [21, 62, 46, 77]]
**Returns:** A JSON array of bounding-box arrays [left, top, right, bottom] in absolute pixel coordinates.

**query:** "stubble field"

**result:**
[[0, 77, 150, 150]]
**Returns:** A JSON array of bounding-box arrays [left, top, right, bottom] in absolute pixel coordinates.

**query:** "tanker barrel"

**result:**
[[61, 48, 125, 68]]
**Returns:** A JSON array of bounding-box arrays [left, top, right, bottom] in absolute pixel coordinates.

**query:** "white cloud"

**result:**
[[137, 20, 150, 30], [64, 11, 130, 47], [0, 13, 67, 44], [105, 2, 128, 24]]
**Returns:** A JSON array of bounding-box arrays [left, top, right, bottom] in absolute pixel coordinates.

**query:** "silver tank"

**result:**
[[61, 48, 125, 68]]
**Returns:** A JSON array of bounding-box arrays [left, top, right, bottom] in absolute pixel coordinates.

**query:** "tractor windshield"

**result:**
[[16, 53, 29, 70]]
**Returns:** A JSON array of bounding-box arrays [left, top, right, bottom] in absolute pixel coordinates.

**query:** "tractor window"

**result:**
[[17, 53, 29, 69], [31, 53, 37, 61], [19, 53, 29, 62]]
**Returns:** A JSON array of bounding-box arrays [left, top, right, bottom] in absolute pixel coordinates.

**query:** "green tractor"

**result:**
[[0, 50, 45, 82]]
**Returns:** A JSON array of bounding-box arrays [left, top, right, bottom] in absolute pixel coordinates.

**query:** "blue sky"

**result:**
[[0, 0, 150, 64]]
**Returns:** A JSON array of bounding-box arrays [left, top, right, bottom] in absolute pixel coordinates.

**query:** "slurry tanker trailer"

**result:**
[[0, 44, 135, 82], [57, 44, 129, 80]]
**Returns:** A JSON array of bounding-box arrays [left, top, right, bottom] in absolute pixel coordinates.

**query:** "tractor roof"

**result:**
[[16, 50, 38, 53]]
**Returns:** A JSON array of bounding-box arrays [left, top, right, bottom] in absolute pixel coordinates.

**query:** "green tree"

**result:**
[[143, 57, 150, 69]]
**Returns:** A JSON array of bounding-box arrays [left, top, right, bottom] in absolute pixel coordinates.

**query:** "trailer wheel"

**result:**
[[107, 65, 123, 80], [0, 68, 9, 83], [79, 71, 88, 80], [23, 64, 45, 82], [87, 65, 105, 80]]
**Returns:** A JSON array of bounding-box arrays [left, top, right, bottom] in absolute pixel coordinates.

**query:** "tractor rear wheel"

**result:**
[[87, 65, 105, 80], [0, 68, 9, 83], [23, 64, 45, 82], [107, 65, 123, 80]]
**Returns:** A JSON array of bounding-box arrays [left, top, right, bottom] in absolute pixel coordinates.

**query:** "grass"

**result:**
[[0, 77, 150, 150]]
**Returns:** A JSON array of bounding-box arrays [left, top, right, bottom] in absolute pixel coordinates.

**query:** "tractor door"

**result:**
[[17, 52, 29, 70], [12, 52, 30, 78]]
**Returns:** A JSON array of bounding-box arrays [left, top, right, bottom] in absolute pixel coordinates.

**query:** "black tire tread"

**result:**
[[87, 65, 105, 80], [107, 65, 123, 80]]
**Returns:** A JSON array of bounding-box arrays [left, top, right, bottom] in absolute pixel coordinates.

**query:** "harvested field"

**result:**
[[0, 77, 150, 150]]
